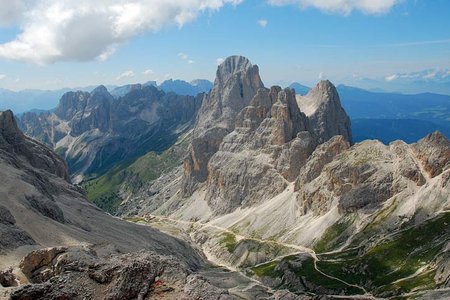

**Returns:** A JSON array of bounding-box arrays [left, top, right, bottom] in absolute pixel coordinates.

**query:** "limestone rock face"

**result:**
[[295, 133, 450, 216], [204, 86, 312, 214], [413, 131, 450, 178], [167, 57, 354, 215], [182, 56, 264, 196], [297, 80, 352, 143]]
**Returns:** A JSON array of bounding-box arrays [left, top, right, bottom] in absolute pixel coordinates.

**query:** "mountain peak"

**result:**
[[218, 55, 253, 74], [92, 85, 109, 95], [0, 110, 69, 180], [215, 56, 261, 87], [0, 109, 24, 147]]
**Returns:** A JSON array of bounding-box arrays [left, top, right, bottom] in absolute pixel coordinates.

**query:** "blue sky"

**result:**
[[0, 0, 449, 91]]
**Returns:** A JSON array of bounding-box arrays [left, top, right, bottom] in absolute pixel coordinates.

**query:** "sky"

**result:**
[[0, 0, 449, 91]]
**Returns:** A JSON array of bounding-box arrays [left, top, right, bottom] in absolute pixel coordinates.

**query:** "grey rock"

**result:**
[[182, 56, 264, 196], [297, 80, 352, 143], [182, 274, 233, 300], [0, 267, 18, 287], [413, 131, 450, 178], [0, 110, 69, 180]]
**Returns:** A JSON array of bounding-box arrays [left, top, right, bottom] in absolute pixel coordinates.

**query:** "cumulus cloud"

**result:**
[[257, 19, 268, 28], [142, 69, 154, 75], [0, 0, 242, 64], [116, 70, 135, 81], [0, 74, 6, 80], [267, 0, 401, 15]]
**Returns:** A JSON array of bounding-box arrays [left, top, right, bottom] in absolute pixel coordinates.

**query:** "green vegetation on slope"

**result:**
[[248, 212, 449, 297], [82, 133, 191, 214], [317, 212, 450, 296], [220, 232, 238, 253], [313, 216, 354, 253], [250, 255, 361, 294]]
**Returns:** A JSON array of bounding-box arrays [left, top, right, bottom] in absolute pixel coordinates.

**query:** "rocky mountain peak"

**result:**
[[413, 131, 450, 178], [91, 85, 110, 96], [197, 55, 264, 131], [216, 56, 254, 84], [54, 90, 90, 120], [182, 56, 264, 196], [0, 110, 24, 147], [297, 80, 352, 143], [0, 110, 69, 180]]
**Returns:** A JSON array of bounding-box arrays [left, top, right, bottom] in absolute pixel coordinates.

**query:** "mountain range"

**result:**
[[1, 56, 449, 299], [0, 79, 213, 114]]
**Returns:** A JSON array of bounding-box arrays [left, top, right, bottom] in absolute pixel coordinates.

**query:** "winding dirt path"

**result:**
[[130, 214, 374, 298]]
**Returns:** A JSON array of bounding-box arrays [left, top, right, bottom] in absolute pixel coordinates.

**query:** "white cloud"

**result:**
[[267, 0, 401, 15], [0, 0, 242, 64], [216, 57, 225, 65], [385, 68, 450, 82], [178, 52, 189, 60], [385, 74, 398, 81], [116, 70, 135, 81], [142, 69, 154, 75], [318, 71, 324, 80], [178, 52, 194, 64], [257, 19, 268, 28], [0, 74, 6, 80]]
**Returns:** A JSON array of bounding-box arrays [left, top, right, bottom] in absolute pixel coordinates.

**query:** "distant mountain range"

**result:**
[[0, 79, 213, 114], [3, 78, 450, 145]]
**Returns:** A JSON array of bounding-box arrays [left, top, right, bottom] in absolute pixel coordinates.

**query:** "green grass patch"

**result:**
[[314, 217, 353, 253], [219, 232, 238, 253], [379, 269, 437, 295], [251, 260, 283, 278]]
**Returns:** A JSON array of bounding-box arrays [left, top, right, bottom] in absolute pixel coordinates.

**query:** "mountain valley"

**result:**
[[1, 56, 449, 299]]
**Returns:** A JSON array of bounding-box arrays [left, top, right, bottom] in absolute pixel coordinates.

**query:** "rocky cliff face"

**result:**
[[181, 56, 264, 196], [19, 85, 202, 181], [0, 110, 69, 180], [297, 80, 352, 143], [181, 56, 351, 215]]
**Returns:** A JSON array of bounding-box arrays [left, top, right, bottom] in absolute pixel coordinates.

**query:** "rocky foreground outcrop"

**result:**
[[10, 246, 215, 300]]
